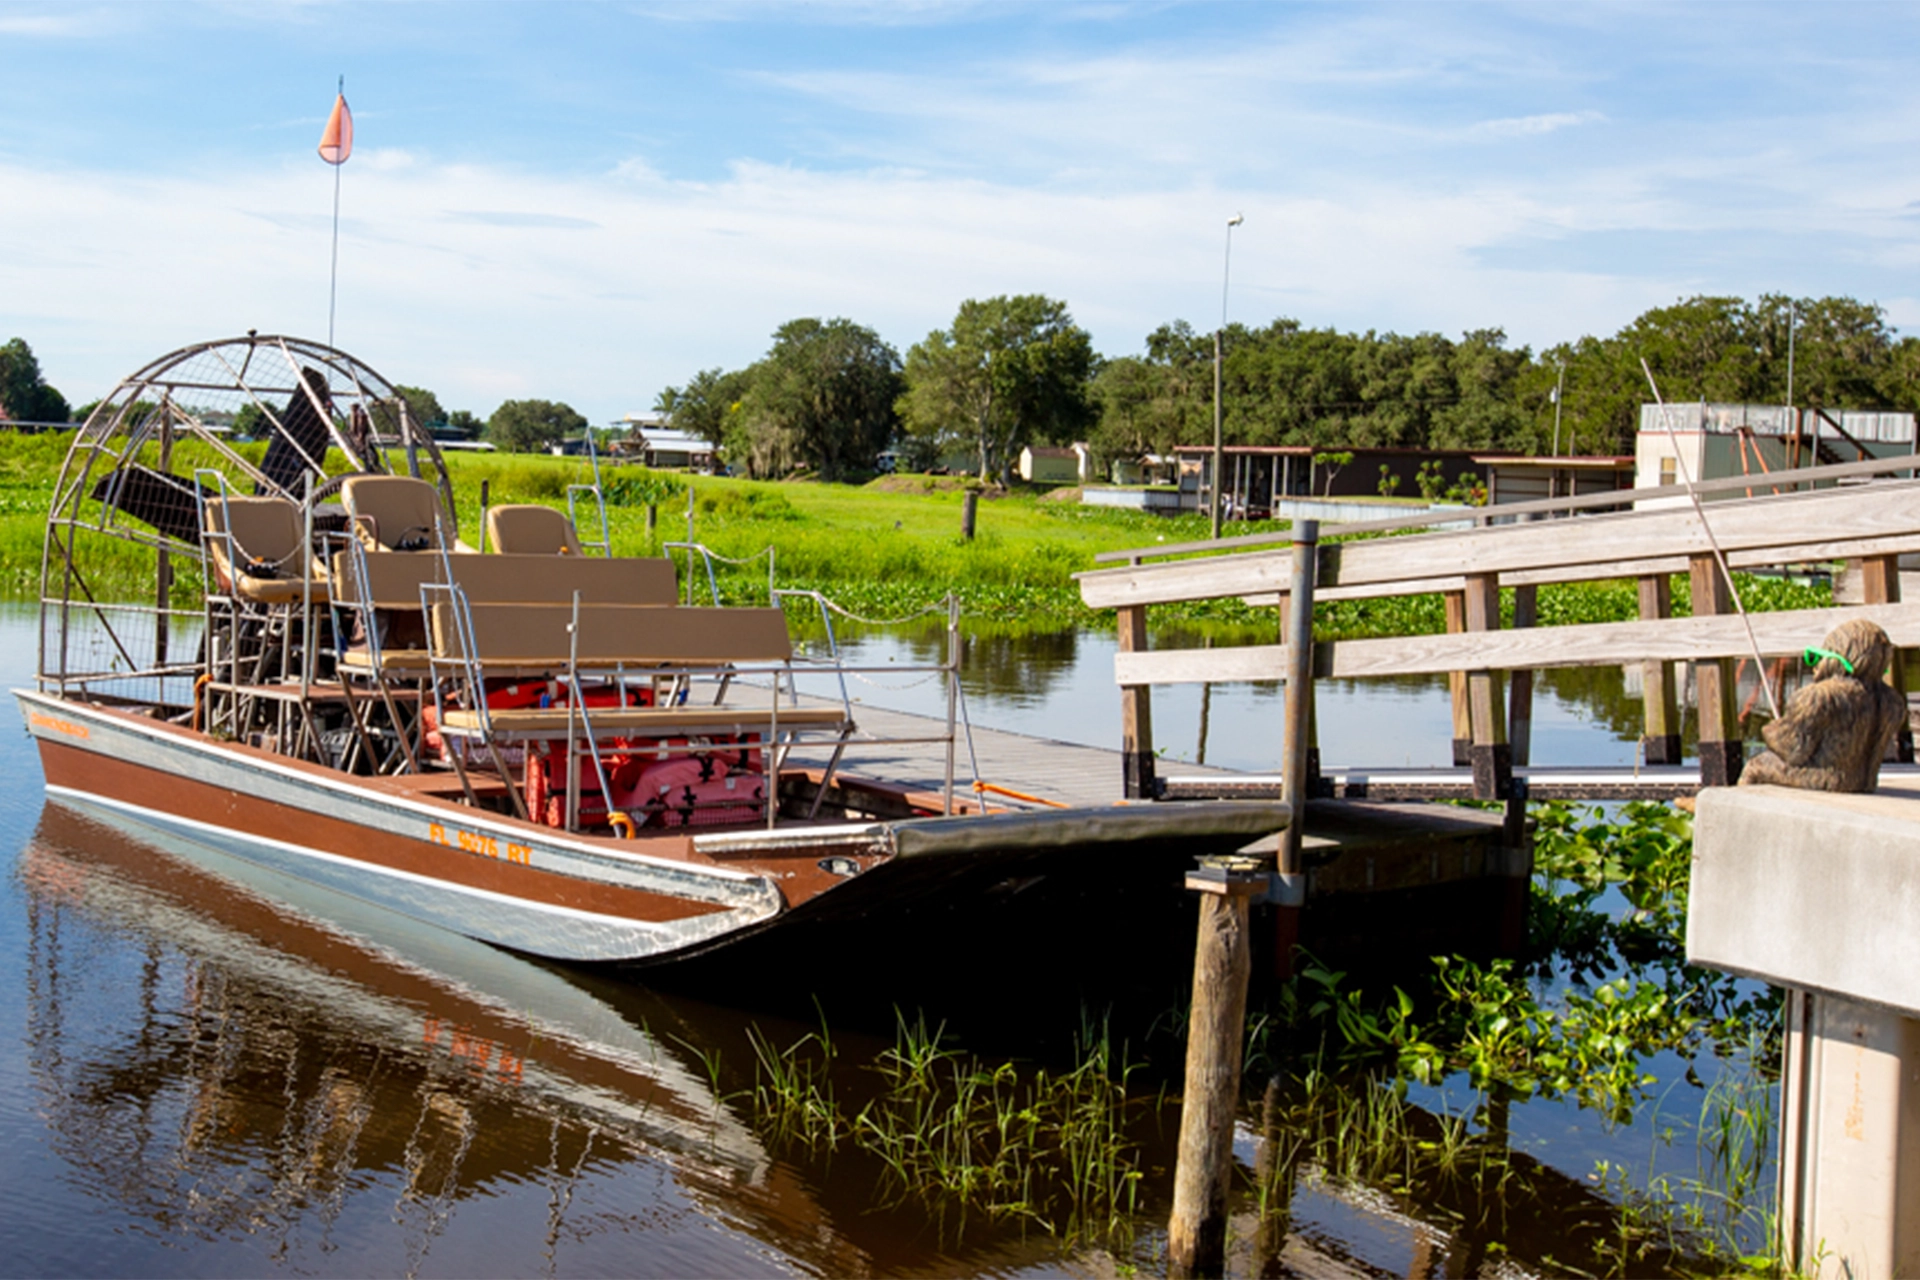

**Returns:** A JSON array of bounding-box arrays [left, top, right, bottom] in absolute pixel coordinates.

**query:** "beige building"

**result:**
[[1635, 403, 1914, 507]]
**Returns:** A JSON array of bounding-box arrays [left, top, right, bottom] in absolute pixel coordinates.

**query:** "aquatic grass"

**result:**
[[745, 1022, 845, 1153], [737, 1010, 1146, 1249]]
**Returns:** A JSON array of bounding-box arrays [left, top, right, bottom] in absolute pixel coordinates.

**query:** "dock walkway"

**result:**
[[775, 694, 1233, 808]]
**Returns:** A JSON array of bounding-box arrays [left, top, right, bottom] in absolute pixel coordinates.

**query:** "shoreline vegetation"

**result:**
[[0, 438, 1831, 635]]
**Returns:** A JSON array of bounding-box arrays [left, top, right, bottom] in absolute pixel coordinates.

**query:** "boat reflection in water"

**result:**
[[16, 800, 1074, 1276]]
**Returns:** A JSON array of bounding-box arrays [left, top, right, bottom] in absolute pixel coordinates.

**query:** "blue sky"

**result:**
[[2, 2, 1917, 424]]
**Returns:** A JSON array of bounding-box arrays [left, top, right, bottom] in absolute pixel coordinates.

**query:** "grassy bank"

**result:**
[[0, 439, 1832, 632]]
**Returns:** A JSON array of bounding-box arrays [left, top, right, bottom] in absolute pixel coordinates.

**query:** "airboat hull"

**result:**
[[18, 690, 1291, 966]]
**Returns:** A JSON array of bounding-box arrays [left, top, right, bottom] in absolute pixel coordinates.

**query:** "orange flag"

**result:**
[[318, 94, 353, 165]]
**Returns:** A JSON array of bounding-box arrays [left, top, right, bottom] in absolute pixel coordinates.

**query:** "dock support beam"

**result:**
[[1637, 574, 1683, 764], [1463, 573, 1511, 800], [1861, 554, 1914, 763], [1117, 604, 1156, 798], [1445, 590, 1471, 766], [1169, 863, 1263, 1278], [1689, 555, 1744, 786]]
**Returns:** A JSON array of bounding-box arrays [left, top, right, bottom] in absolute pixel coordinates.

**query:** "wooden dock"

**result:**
[[1078, 455, 1920, 824]]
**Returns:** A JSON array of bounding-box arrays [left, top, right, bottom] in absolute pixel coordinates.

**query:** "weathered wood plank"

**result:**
[[1115, 600, 1920, 685], [1092, 455, 1920, 566], [1115, 644, 1291, 687], [1316, 601, 1920, 679], [1078, 484, 1920, 610], [1236, 533, 1920, 609]]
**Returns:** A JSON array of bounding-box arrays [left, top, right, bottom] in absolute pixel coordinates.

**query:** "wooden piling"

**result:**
[[1168, 865, 1262, 1278], [1462, 573, 1511, 800], [1860, 554, 1914, 762], [1689, 555, 1744, 786], [1637, 574, 1683, 764], [1445, 590, 1471, 766], [961, 488, 979, 541], [1117, 604, 1156, 798]]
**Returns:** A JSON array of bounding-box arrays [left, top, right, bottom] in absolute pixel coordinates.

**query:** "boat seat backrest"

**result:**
[[205, 495, 304, 566], [340, 475, 444, 551], [334, 550, 678, 610], [429, 602, 793, 667], [203, 496, 330, 605], [487, 504, 583, 555]]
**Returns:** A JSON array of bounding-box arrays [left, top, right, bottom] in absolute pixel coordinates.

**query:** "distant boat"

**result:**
[[19, 335, 1286, 965]]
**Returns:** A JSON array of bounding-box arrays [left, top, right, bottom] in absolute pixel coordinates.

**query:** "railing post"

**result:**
[[1637, 574, 1682, 764], [1861, 554, 1914, 763], [1444, 590, 1472, 766], [1689, 555, 1745, 786], [1281, 520, 1318, 872], [1463, 573, 1511, 801], [1117, 603, 1156, 798], [1507, 583, 1536, 768]]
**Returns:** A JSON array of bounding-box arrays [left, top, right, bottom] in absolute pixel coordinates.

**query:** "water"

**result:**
[[0, 606, 1771, 1275]]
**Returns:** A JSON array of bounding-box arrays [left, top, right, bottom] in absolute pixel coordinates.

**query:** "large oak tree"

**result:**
[[899, 295, 1095, 484]]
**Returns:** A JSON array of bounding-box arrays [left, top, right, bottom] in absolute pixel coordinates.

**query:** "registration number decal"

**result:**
[[428, 821, 532, 865], [28, 710, 90, 740]]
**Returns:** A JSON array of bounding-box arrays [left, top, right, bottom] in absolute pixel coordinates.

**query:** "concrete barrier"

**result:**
[[1691, 779, 1920, 1277]]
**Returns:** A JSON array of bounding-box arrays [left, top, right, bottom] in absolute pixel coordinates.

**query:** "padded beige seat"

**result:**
[[487, 504, 583, 555], [341, 475, 446, 551], [203, 496, 329, 604], [336, 647, 434, 674]]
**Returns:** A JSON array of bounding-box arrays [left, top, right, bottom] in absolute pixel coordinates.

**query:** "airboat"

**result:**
[[17, 335, 1287, 965]]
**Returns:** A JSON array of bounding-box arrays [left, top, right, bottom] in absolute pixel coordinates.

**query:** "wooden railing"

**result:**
[[1092, 452, 1920, 565], [1076, 466, 1920, 854]]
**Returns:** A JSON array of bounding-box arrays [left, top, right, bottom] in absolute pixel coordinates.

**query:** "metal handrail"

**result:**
[[662, 540, 724, 605]]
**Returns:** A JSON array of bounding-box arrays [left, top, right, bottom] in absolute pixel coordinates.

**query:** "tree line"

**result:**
[[7, 292, 1916, 475], [662, 293, 1920, 481]]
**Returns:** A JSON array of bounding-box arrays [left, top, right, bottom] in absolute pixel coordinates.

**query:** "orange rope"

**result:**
[[192, 674, 211, 734], [972, 780, 1068, 809]]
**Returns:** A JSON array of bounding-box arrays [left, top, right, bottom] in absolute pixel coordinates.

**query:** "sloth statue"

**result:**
[[1739, 618, 1908, 793]]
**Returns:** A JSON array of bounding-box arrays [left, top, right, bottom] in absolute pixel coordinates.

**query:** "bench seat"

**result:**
[[334, 551, 677, 610], [427, 602, 794, 667], [438, 704, 850, 738]]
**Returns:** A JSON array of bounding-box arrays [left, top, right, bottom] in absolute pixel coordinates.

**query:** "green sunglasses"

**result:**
[[1801, 646, 1885, 676]]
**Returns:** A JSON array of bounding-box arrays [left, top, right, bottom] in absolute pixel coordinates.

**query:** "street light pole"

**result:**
[[1211, 213, 1244, 540]]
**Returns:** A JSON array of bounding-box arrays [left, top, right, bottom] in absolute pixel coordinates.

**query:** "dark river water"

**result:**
[[0, 606, 1772, 1276]]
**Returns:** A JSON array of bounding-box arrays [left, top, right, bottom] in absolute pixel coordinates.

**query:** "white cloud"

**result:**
[[4, 3, 1916, 424], [0, 10, 110, 37], [1471, 110, 1606, 138], [0, 147, 1824, 424]]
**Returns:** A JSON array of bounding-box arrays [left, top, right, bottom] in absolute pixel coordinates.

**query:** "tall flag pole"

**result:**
[[318, 77, 354, 347]]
